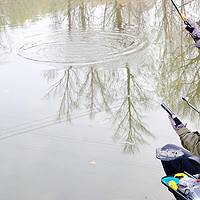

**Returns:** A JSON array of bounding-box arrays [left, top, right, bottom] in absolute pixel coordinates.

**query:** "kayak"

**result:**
[[157, 144, 200, 200]]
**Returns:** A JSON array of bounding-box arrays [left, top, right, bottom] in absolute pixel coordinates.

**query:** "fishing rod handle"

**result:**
[[161, 103, 183, 126], [184, 20, 195, 34], [161, 103, 174, 117]]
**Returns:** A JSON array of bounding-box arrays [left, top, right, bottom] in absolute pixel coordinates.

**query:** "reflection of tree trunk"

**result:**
[[79, 67, 111, 119], [125, 66, 135, 153], [67, 0, 72, 30], [103, 2, 108, 29], [127, 1, 131, 26], [44, 67, 79, 122], [80, 0, 86, 29], [0, 2, 4, 26], [127, 67, 132, 138], [90, 68, 95, 118], [137, 2, 143, 34], [0, 3, 10, 52], [115, 0, 122, 30], [57, 69, 72, 121]]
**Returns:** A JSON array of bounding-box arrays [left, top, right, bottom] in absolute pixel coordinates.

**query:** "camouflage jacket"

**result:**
[[177, 127, 200, 157]]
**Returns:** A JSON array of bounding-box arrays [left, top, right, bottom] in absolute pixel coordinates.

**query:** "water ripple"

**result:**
[[18, 30, 149, 66]]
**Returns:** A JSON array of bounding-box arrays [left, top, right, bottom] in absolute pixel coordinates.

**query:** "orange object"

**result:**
[[90, 160, 96, 165]]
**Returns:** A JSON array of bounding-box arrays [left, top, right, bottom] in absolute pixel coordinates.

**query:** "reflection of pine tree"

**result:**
[[111, 64, 154, 154]]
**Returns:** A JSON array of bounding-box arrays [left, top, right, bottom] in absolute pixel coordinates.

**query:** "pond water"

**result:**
[[0, 0, 200, 199]]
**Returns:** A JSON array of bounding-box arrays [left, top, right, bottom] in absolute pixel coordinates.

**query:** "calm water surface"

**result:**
[[0, 0, 200, 199]]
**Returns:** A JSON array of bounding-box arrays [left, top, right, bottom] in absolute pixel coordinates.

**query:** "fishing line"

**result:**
[[0, 103, 123, 140], [0, 116, 59, 137], [0, 114, 57, 131], [0, 112, 91, 140]]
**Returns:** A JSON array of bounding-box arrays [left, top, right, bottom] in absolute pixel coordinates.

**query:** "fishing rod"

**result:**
[[182, 97, 200, 113], [161, 103, 183, 126], [170, 0, 194, 32]]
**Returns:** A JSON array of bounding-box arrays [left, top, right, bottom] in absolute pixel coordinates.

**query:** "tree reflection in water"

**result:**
[[43, 66, 80, 122], [153, 0, 200, 121], [43, 63, 155, 154], [1, 0, 200, 152], [111, 64, 154, 154]]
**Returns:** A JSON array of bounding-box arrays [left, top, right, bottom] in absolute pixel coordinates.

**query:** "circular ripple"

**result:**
[[18, 30, 148, 66]]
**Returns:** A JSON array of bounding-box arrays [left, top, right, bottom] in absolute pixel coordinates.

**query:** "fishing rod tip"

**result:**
[[182, 97, 189, 102]]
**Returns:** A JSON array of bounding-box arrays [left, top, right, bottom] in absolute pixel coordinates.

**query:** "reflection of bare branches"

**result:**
[[44, 66, 113, 121], [0, 1, 11, 53], [44, 67, 80, 122], [101, 0, 153, 31], [153, 0, 200, 118], [157, 42, 200, 120], [111, 64, 154, 154], [43, 63, 155, 155], [79, 67, 112, 119]]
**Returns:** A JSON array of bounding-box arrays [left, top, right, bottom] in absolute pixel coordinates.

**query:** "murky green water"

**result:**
[[0, 0, 200, 199]]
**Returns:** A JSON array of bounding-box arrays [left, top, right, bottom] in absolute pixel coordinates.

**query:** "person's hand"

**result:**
[[185, 19, 198, 29], [168, 115, 186, 131], [184, 19, 200, 43], [185, 25, 194, 33]]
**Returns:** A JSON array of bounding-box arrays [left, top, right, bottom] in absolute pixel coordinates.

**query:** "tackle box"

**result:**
[[161, 173, 200, 200]]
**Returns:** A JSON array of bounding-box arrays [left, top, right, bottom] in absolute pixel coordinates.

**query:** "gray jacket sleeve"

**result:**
[[176, 127, 200, 157]]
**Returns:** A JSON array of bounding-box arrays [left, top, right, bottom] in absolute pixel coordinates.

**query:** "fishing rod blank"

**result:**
[[170, 0, 194, 30], [182, 97, 200, 113], [170, 0, 186, 22]]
